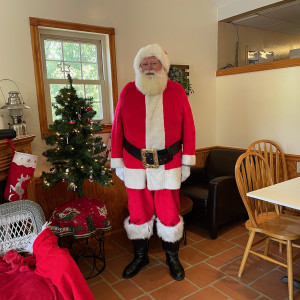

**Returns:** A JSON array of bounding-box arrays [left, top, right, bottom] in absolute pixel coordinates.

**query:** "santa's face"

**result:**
[[135, 56, 168, 96], [140, 56, 163, 73]]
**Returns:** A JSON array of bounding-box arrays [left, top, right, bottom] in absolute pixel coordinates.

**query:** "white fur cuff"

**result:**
[[156, 216, 184, 243], [182, 155, 196, 166], [110, 158, 125, 168], [124, 216, 155, 240]]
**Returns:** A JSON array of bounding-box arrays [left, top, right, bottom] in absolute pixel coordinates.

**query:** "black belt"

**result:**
[[123, 138, 182, 168]]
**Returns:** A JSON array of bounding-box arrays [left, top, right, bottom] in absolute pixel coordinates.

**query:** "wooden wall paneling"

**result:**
[[285, 153, 300, 179], [33, 146, 300, 236], [35, 173, 128, 235]]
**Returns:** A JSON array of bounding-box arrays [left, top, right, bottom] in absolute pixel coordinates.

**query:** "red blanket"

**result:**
[[1, 228, 95, 300], [0, 250, 63, 299]]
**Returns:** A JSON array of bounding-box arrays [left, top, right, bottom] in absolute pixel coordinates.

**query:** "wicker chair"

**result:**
[[0, 200, 46, 255]]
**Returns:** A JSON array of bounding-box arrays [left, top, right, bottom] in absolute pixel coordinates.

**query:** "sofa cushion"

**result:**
[[180, 183, 209, 208]]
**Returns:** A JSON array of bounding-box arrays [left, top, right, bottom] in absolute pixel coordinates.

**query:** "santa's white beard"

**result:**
[[135, 69, 168, 96]]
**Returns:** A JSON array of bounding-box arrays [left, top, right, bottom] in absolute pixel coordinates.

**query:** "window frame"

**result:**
[[29, 17, 118, 139]]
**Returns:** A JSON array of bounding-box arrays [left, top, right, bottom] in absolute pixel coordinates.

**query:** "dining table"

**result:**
[[247, 176, 300, 288]]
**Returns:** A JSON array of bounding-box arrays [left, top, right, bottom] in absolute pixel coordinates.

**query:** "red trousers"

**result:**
[[126, 187, 180, 226]]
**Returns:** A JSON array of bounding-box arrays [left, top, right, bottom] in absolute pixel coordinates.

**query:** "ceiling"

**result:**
[[227, 0, 300, 34]]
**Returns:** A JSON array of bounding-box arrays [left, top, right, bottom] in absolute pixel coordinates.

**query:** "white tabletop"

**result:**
[[247, 177, 300, 211]]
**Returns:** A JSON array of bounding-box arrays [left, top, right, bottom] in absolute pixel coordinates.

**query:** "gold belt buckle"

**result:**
[[141, 149, 159, 168]]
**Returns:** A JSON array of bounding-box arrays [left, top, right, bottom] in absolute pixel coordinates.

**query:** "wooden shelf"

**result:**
[[216, 57, 300, 77]]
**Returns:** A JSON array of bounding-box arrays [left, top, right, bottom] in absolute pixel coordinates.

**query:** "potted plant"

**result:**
[[168, 65, 194, 95]]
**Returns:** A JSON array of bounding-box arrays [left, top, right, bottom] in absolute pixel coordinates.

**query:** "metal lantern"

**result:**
[[0, 79, 30, 136]]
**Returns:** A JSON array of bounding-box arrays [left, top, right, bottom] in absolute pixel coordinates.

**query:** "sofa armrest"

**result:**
[[208, 175, 246, 228], [182, 167, 207, 186]]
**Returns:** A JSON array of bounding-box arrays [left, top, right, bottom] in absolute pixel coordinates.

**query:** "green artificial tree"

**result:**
[[41, 74, 113, 197]]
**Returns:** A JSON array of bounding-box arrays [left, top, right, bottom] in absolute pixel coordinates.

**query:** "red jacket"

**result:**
[[111, 80, 195, 190]]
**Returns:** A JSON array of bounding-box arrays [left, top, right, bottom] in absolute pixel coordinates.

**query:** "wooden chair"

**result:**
[[235, 152, 300, 300], [247, 139, 287, 183]]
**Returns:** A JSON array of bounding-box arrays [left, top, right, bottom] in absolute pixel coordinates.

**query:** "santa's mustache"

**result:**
[[145, 70, 156, 75]]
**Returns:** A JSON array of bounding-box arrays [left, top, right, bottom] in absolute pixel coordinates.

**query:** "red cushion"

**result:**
[[48, 197, 111, 237]]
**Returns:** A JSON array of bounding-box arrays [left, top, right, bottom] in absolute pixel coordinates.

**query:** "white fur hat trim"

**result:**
[[134, 43, 170, 72]]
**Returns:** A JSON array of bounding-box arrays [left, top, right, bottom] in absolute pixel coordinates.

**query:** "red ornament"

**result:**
[[69, 121, 75, 124], [43, 152, 48, 157], [87, 107, 93, 111], [88, 119, 91, 123], [54, 147, 57, 150]]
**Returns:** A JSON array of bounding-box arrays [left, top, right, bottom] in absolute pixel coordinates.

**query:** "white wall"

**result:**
[[0, 0, 218, 175], [216, 66, 300, 154]]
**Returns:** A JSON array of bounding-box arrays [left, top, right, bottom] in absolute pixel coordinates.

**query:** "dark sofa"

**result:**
[[180, 148, 246, 239]]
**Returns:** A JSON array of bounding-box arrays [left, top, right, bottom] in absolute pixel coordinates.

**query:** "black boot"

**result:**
[[162, 240, 185, 281], [122, 239, 149, 279]]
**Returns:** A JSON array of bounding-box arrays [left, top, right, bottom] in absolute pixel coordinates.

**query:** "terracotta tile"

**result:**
[[112, 279, 144, 299], [185, 263, 225, 287], [135, 296, 153, 300], [220, 254, 277, 284], [89, 281, 122, 299], [214, 276, 260, 300], [218, 223, 247, 240], [230, 231, 266, 250], [131, 265, 173, 292], [179, 246, 209, 265], [206, 245, 244, 268], [185, 224, 208, 241], [192, 237, 235, 257], [151, 280, 198, 300], [184, 286, 228, 300], [105, 239, 128, 259], [250, 269, 290, 299], [109, 232, 132, 249], [106, 253, 133, 279], [98, 268, 119, 284]]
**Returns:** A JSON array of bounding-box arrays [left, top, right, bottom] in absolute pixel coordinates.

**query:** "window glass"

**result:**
[[41, 33, 108, 123]]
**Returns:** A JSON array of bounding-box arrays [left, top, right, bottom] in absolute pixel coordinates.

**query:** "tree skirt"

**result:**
[[48, 197, 111, 238]]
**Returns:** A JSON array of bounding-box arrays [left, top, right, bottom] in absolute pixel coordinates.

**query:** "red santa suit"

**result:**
[[111, 44, 195, 243]]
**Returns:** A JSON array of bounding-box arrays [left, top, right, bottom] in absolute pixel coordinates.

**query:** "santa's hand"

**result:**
[[181, 165, 190, 182], [116, 167, 124, 181]]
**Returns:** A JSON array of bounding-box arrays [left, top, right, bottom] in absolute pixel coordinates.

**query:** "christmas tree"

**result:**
[[41, 74, 113, 197]]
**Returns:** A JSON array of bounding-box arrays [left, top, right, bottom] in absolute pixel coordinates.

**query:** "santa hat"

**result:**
[[133, 43, 170, 73]]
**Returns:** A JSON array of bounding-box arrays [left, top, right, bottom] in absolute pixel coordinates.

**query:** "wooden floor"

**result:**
[[79, 222, 300, 300]]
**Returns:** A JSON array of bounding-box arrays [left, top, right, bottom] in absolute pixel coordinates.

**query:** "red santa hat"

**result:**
[[133, 43, 170, 73]]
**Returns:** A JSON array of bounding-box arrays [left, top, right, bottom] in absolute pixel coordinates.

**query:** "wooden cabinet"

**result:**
[[0, 134, 36, 201]]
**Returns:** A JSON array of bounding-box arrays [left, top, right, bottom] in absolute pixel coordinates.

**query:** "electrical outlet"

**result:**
[[297, 162, 300, 173]]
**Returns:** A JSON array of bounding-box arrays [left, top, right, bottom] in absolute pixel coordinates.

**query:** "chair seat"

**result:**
[[245, 213, 300, 240]]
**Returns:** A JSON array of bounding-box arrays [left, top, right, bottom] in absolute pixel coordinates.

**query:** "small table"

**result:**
[[179, 194, 193, 245], [247, 177, 300, 288], [48, 197, 112, 279]]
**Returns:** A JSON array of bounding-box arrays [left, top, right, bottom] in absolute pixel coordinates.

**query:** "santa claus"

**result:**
[[110, 43, 195, 281]]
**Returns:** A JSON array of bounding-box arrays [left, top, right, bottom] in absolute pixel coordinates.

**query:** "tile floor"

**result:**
[[80, 222, 300, 300]]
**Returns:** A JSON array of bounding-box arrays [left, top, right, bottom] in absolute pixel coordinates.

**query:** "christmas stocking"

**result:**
[[4, 139, 38, 202]]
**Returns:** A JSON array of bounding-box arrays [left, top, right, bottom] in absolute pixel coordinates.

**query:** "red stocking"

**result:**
[[4, 139, 37, 202]]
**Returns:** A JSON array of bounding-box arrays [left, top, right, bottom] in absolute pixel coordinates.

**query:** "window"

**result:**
[[30, 17, 118, 138]]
